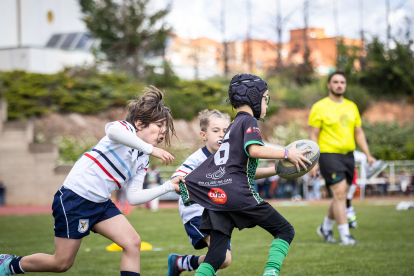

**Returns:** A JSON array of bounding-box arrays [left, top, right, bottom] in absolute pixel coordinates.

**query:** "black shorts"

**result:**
[[319, 152, 355, 187], [200, 201, 276, 236]]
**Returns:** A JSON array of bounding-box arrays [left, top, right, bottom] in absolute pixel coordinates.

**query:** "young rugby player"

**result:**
[[178, 74, 312, 276], [167, 109, 280, 276], [167, 110, 232, 275], [0, 87, 185, 276]]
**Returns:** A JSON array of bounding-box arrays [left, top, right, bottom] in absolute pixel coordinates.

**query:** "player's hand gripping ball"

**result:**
[[276, 140, 320, 179]]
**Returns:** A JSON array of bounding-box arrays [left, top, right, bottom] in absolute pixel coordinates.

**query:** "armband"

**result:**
[[284, 149, 289, 160]]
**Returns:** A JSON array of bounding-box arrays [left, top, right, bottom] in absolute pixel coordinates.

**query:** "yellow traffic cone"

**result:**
[[106, 242, 153, 251]]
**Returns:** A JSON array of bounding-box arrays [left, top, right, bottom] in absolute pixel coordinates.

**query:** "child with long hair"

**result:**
[[0, 87, 185, 276]]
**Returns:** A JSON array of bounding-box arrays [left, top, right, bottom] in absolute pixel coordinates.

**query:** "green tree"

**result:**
[[79, 0, 171, 78], [358, 37, 414, 97]]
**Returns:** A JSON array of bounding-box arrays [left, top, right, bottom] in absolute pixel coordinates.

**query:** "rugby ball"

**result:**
[[276, 140, 320, 179]]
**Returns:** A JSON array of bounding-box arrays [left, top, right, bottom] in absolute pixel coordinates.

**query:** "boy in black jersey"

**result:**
[[179, 74, 312, 276]]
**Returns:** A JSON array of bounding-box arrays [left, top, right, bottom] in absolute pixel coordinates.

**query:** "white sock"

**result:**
[[337, 223, 350, 240], [322, 216, 335, 232], [177, 255, 194, 271]]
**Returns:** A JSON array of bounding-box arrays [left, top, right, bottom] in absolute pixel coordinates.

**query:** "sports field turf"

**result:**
[[1, 200, 413, 275]]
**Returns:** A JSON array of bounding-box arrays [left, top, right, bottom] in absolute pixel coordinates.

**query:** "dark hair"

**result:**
[[327, 71, 346, 83], [125, 86, 176, 147]]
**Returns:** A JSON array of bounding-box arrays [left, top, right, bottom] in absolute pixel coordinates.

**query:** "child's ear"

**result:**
[[199, 131, 207, 142], [135, 120, 142, 130]]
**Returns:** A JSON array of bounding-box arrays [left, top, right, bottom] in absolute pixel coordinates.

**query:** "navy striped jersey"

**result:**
[[179, 111, 264, 211]]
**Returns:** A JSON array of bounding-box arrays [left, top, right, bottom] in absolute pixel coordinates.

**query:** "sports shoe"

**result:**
[[167, 254, 182, 276], [348, 220, 357, 228], [317, 226, 337, 243], [347, 206, 358, 229], [0, 254, 14, 276], [340, 235, 358, 245]]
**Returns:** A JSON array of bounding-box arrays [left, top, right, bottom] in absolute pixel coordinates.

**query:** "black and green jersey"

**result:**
[[179, 111, 264, 211]]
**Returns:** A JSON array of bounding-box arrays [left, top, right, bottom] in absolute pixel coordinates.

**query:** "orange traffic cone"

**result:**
[[124, 201, 131, 215], [115, 201, 122, 211]]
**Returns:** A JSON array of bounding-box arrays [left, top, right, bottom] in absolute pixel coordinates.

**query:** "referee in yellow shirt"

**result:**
[[309, 71, 376, 245]]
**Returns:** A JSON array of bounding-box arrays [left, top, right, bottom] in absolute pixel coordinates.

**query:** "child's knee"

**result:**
[[220, 250, 232, 269], [287, 224, 295, 242], [124, 233, 141, 253], [53, 259, 75, 272], [276, 223, 295, 245]]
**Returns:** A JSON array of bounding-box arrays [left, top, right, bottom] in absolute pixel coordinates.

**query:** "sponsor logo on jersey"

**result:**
[[253, 127, 262, 137], [136, 163, 145, 173], [340, 114, 350, 127], [206, 167, 226, 180], [208, 188, 227, 204], [78, 219, 89, 233], [246, 127, 252, 133]]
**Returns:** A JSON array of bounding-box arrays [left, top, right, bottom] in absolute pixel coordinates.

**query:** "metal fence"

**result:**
[[356, 160, 414, 198]]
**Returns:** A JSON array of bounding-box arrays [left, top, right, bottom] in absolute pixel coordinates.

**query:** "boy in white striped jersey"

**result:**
[[0, 87, 185, 276]]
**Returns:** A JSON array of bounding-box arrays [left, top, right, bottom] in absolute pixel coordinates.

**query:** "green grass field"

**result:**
[[1, 201, 413, 275]]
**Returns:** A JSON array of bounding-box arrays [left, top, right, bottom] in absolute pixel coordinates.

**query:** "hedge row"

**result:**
[[0, 70, 240, 120]]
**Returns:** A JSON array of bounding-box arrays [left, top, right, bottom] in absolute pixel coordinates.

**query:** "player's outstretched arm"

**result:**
[[106, 122, 174, 164], [248, 143, 312, 172], [126, 176, 185, 205]]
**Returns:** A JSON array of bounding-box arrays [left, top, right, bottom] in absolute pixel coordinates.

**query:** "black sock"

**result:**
[[120, 272, 140, 276], [9, 256, 26, 274], [190, 255, 200, 270], [346, 199, 351, 208]]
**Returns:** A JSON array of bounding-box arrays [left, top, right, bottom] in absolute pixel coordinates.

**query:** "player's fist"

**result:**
[[171, 176, 185, 192], [151, 147, 175, 165]]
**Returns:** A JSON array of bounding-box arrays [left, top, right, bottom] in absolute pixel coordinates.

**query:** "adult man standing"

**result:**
[[309, 71, 376, 245]]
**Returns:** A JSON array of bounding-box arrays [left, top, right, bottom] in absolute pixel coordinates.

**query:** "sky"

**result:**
[[150, 0, 414, 43]]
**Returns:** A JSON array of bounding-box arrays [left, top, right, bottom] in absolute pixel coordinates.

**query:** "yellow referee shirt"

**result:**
[[309, 97, 361, 154]]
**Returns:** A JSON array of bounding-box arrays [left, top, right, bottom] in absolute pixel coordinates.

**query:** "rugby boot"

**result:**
[[167, 254, 183, 276], [317, 225, 337, 243], [0, 254, 14, 276], [347, 206, 358, 229]]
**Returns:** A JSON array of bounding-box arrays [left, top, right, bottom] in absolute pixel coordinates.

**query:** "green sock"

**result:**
[[195, 263, 215, 276], [263, 238, 290, 276]]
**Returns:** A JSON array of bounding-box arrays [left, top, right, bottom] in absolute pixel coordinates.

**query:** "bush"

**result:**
[[164, 79, 234, 120], [266, 76, 370, 113], [0, 69, 144, 120], [268, 119, 309, 146], [362, 120, 414, 160], [55, 135, 98, 164]]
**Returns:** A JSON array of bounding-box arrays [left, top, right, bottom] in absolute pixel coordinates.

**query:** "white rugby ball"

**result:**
[[276, 140, 320, 179]]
